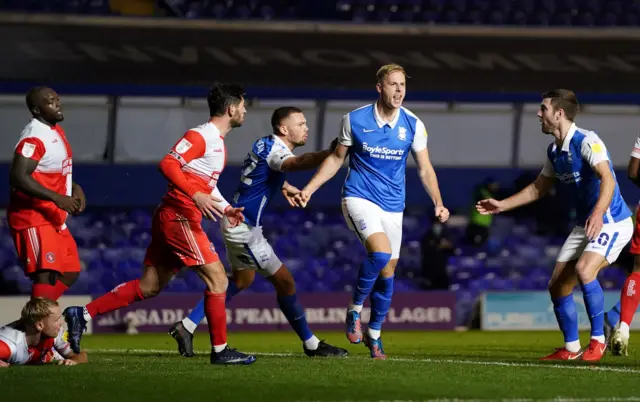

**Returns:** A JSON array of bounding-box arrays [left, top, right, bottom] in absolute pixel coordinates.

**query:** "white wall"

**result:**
[[0, 95, 638, 167]]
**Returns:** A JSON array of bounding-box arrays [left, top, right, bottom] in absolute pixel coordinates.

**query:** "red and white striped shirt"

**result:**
[[158, 122, 228, 221], [7, 119, 73, 231]]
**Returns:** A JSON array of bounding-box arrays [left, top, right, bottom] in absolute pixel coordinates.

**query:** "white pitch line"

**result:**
[[87, 348, 640, 374], [298, 399, 640, 402]]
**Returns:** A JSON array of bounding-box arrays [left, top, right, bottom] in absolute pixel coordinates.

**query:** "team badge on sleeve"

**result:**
[[590, 142, 604, 153], [21, 142, 36, 158], [175, 139, 193, 154]]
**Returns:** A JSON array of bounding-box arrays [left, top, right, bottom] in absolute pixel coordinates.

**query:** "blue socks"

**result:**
[[606, 300, 621, 328], [352, 252, 391, 306], [278, 293, 313, 342], [552, 294, 579, 343], [581, 280, 605, 338], [369, 276, 394, 331], [183, 281, 242, 332]]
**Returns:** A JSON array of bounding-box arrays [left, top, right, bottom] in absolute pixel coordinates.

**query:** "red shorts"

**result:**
[[11, 225, 81, 276], [143, 208, 219, 270], [630, 208, 640, 255]]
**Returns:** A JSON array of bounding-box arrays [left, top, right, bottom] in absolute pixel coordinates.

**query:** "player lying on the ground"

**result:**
[[477, 89, 633, 362], [604, 134, 640, 356], [0, 297, 88, 367], [169, 106, 347, 359]]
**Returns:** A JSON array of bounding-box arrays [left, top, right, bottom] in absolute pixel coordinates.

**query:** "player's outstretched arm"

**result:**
[[413, 148, 449, 223], [477, 174, 554, 215], [297, 144, 349, 206], [280, 138, 339, 172], [9, 153, 80, 214]]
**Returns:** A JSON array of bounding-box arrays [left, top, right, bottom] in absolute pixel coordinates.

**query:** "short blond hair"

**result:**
[[21, 297, 58, 327], [376, 64, 408, 83]]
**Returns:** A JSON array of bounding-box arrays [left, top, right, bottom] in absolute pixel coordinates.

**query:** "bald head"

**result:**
[[25, 87, 64, 124]]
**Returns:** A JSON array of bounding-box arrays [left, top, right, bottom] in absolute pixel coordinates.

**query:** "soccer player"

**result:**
[[8, 87, 86, 301], [169, 107, 348, 359], [294, 64, 450, 359], [0, 297, 88, 367], [63, 84, 256, 365], [604, 135, 640, 356], [477, 89, 633, 362]]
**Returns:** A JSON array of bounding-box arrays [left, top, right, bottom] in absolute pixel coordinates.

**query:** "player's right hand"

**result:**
[[293, 190, 311, 208], [0, 360, 10, 368], [54, 195, 81, 214], [192, 192, 224, 221], [476, 198, 504, 215], [57, 359, 77, 366]]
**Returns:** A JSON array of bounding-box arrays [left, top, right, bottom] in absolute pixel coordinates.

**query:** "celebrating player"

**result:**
[[169, 107, 348, 359], [604, 135, 640, 356], [294, 64, 450, 359], [63, 84, 256, 365], [8, 87, 86, 301], [0, 297, 88, 367], [477, 89, 633, 362]]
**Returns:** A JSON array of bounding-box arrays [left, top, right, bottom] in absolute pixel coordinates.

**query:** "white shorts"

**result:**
[[557, 217, 633, 264], [341, 197, 403, 259], [220, 218, 282, 276]]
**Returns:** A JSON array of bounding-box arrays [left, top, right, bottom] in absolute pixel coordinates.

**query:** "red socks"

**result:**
[[204, 291, 227, 349], [86, 280, 144, 318], [31, 281, 68, 301], [620, 272, 640, 326]]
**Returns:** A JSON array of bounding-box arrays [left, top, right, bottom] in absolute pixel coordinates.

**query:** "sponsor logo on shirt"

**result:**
[[557, 171, 582, 184], [362, 142, 405, 160]]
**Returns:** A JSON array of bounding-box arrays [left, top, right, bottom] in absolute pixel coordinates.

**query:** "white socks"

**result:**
[[619, 322, 631, 338], [181, 318, 197, 334], [565, 340, 581, 353], [348, 303, 363, 313], [304, 335, 320, 350]]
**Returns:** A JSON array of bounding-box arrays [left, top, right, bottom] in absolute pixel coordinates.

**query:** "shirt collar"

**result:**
[[552, 122, 577, 153], [32, 118, 57, 131], [373, 102, 401, 129]]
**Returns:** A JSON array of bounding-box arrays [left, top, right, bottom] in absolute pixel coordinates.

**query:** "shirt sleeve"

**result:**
[[53, 328, 72, 358], [581, 136, 610, 168], [411, 118, 428, 152], [631, 135, 640, 159], [166, 130, 206, 166], [541, 156, 555, 177], [0, 339, 12, 363], [266, 144, 295, 172], [15, 137, 46, 162], [338, 114, 353, 147], [0, 336, 17, 364]]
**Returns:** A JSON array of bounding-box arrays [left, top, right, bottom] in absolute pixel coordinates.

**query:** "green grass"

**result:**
[[2, 331, 640, 401]]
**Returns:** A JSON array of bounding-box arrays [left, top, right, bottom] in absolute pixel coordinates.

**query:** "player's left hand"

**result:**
[[57, 359, 77, 366], [281, 185, 301, 208], [0, 360, 10, 368], [293, 190, 312, 208], [223, 206, 245, 228], [585, 210, 604, 241], [71, 183, 86, 214], [435, 205, 450, 223]]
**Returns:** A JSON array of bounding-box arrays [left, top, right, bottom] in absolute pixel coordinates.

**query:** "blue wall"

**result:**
[[1, 164, 639, 212]]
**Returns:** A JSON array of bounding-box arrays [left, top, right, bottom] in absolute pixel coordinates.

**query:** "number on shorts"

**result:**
[[240, 151, 259, 185], [590, 232, 610, 246]]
